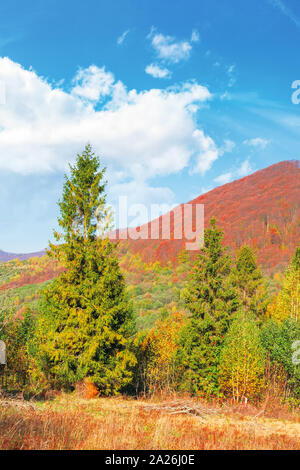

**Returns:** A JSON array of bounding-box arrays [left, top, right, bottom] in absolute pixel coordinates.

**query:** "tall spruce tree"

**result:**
[[36, 144, 136, 394], [231, 245, 269, 320], [177, 218, 239, 396]]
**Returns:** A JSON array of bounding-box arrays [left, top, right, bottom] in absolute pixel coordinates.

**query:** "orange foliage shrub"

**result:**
[[75, 378, 99, 399]]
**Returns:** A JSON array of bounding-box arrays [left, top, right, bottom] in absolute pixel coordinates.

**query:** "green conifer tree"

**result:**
[[177, 218, 239, 396], [36, 144, 136, 394], [231, 245, 269, 320]]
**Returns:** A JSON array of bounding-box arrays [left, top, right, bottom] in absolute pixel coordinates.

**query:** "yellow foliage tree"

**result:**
[[268, 247, 300, 322], [219, 313, 266, 402], [137, 312, 185, 395]]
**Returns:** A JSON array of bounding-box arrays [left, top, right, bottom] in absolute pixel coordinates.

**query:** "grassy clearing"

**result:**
[[0, 395, 299, 450]]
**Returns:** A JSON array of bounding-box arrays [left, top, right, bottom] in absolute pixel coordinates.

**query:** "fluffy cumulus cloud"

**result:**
[[148, 28, 198, 63], [145, 63, 171, 79], [191, 137, 236, 176], [71, 65, 114, 102], [190, 130, 220, 174], [0, 57, 223, 207]]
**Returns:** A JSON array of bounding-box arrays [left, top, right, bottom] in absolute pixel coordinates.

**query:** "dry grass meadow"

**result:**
[[0, 394, 299, 450]]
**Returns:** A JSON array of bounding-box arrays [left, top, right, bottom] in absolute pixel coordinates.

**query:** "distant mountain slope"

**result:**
[[0, 249, 46, 262], [115, 160, 300, 273], [1, 160, 299, 273]]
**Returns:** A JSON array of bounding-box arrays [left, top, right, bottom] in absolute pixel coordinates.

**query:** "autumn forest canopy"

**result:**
[[0, 145, 299, 406]]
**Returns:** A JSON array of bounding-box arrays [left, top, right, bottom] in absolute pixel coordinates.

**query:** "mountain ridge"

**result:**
[[0, 249, 46, 262], [115, 159, 300, 272], [1, 160, 299, 272]]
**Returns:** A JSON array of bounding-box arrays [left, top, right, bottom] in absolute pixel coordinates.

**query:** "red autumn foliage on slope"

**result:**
[[0, 259, 64, 291], [1, 161, 298, 280], [114, 160, 300, 273]]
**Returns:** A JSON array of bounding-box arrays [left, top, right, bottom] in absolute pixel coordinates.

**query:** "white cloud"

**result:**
[[222, 139, 236, 153], [117, 29, 130, 45], [191, 30, 200, 43], [148, 29, 196, 63], [0, 57, 218, 204], [214, 172, 233, 185], [227, 64, 236, 88], [110, 180, 176, 226], [243, 137, 269, 149], [237, 159, 253, 177], [145, 63, 171, 79], [214, 159, 254, 186], [200, 186, 213, 196], [220, 91, 231, 101], [191, 137, 236, 176], [71, 65, 114, 102], [268, 0, 300, 29], [190, 130, 220, 174]]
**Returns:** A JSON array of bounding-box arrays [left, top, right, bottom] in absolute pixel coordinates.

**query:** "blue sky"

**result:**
[[0, 0, 300, 252]]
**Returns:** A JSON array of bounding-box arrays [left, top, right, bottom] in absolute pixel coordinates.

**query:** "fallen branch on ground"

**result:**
[[142, 400, 220, 419]]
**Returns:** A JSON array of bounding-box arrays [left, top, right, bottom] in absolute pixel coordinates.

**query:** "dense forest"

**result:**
[[0, 146, 299, 407]]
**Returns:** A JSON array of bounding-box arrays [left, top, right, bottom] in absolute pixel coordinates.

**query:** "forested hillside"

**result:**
[[0, 148, 299, 452], [116, 160, 300, 273]]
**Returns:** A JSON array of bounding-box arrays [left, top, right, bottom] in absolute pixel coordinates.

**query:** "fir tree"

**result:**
[[261, 317, 300, 398], [36, 144, 136, 394], [292, 246, 300, 271], [177, 218, 239, 396], [231, 245, 269, 320]]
